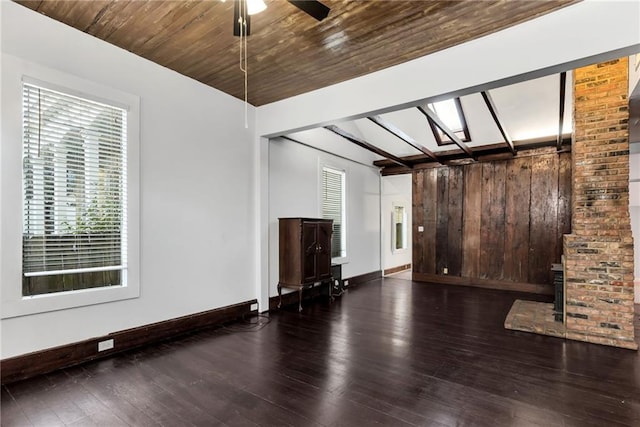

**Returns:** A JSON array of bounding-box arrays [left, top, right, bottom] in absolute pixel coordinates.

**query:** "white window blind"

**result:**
[[22, 82, 127, 296], [322, 167, 345, 258]]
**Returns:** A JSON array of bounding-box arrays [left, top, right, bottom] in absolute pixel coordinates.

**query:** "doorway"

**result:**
[[381, 174, 412, 279]]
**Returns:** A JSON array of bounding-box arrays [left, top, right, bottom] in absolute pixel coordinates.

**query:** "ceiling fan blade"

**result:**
[[287, 0, 330, 21]]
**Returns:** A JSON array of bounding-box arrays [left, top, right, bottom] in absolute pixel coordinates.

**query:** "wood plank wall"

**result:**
[[412, 149, 571, 293]]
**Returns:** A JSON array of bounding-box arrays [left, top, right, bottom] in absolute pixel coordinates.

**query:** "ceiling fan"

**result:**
[[233, 0, 331, 36]]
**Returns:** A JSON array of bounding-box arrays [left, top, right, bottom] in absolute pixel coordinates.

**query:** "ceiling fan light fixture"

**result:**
[[247, 0, 267, 15]]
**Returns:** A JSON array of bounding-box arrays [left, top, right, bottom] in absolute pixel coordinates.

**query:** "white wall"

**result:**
[[381, 175, 412, 272], [628, 52, 640, 303], [0, 2, 256, 358], [268, 137, 380, 297], [630, 153, 640, 303], [630, 53, 640, 97], [631, 206, 640, 303]]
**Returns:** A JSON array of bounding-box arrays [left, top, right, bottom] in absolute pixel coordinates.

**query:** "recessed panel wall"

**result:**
[[412, 149, 571, 294]]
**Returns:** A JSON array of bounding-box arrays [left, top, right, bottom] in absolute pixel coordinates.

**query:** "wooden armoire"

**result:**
[[278, 218, 333, 311]]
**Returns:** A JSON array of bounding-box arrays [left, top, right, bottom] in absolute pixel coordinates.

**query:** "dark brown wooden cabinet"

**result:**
[[278, 218, 333, 311]]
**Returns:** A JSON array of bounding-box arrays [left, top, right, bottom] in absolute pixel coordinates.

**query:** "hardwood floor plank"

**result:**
[[2, 279, 639, 426], [0, 387, 32, 426]]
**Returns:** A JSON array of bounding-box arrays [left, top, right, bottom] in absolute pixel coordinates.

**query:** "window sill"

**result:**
[[1, 283, 139, 319], [331, 256, 349, 265]]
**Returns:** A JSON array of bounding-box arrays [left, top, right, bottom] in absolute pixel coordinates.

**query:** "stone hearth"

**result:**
[[504, 300, 565, 338]]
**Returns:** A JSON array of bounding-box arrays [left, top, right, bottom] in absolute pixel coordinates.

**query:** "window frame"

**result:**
[[391, 204, 408, 253], [1, 63, 140, 319], [21, 81, 128, 296], [320, 164, 347, 264], [427, 97, 471, 146]]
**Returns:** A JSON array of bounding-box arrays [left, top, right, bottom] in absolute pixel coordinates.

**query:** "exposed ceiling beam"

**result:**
[[416, 106, 476, 159], [280, 136, 379, 169], [481, 91, 516, 155], [557, 72, 567, 151], [366, 116, 443, 164], [324, 125, 412, 169], [374, 133, 572, 174], [287, 1, 331, 21]]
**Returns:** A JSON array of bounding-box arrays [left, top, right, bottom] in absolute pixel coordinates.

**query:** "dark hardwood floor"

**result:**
[[2, 278, 639, 426]]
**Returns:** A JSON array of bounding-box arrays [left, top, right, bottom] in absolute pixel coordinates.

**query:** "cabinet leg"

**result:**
[[298, 288, 303, 312], [277, 284, 282, 309]]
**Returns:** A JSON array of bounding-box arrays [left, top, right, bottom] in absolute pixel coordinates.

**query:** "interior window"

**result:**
[[321, 166, 346, 259], [22, 82, 127, 296], [393, 205, 407, 251]]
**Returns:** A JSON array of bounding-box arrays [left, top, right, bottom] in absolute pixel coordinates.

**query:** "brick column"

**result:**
[[563, 57, 636, 349]]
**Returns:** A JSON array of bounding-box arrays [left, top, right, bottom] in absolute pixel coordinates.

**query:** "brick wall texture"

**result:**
[[564, 57, 637, 349]]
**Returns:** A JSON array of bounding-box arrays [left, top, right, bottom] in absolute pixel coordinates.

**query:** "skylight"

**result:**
[[427, 98, 470, 145], [429, 99, 463, 132]]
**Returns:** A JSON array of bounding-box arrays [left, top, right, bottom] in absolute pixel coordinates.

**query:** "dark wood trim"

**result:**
[[384, 264, 412, 275], [324, 125, 412, 168], [287, 0, 331, 21], [412, 272, 553, 295], [481, 91, 516, 155], [557, 72, 567, 151], [1, 300, 256, 385], [280, 135, 378, 169], [346, 270, 382, 285], [455, 97, 472, 143], [417, 105, 475, 159], [367, 116, 442, 164]]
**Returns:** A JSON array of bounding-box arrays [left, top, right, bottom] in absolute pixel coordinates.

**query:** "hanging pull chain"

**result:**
[[238, 0, 248, 129]]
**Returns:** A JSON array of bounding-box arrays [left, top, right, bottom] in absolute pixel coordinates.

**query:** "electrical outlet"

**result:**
[[443, 267, 448, 275], [98, 339, 114, 352], [418, 226, 424, 232], [343, 280, 349, 287], [250, 303, 258, 311]]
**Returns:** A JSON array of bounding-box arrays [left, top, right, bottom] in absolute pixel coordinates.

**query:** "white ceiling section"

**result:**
[[282, 127, 383, 167], [287, 72, 575, 162], [376, 108, 435, 155], [488, 73, 574, 142]]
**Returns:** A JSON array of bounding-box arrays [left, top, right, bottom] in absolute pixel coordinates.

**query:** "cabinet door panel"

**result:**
[[302, 222, 318, 282], [316, 221, 333, 280]]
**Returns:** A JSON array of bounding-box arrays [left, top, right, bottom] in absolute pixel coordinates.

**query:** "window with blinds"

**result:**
[[321, 166, 346, 258], [22, 82, 127, 296]]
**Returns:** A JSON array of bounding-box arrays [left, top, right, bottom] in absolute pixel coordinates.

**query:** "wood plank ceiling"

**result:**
[[16, 0, 578, 106]]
